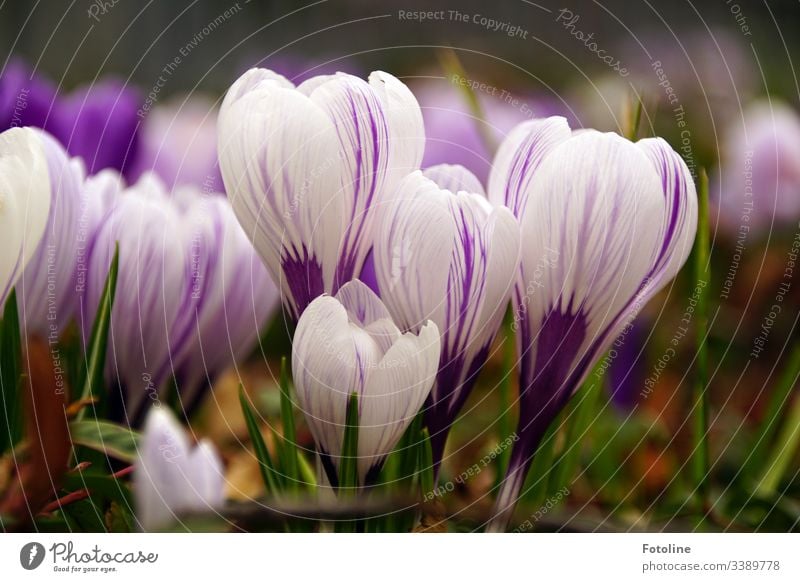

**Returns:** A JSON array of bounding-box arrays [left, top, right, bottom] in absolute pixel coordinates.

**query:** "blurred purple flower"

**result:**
[[135, 407, 224, 531], [51, 79, 141, 177], [486, 118, 697, 531], [373, 166, 520, 470], [218, 68, 425, 320], [716, 100, 800, 234], [88, 173, 277, 423], [129, 96, 224, 192], [607, 320, 648, 411], [292, 280, 440, 488], [0, 60, 59, 132]]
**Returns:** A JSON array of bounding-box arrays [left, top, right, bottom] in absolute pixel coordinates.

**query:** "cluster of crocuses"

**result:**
[[213, 68, 697, 530], [0, 64, 697, 531]]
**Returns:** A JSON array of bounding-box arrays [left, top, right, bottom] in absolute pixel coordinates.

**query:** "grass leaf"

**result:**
[[0, 289, 22, 452], [69, 420, 139, 463], [239, 384, 281, 495]]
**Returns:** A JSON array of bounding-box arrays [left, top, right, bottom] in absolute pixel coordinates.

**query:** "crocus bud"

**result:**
[[218, 68, 424, 319], [0, 127, 51, 308], [134, 407, 223, 531], [292, 280, 440, 487], [374, 166, 521, 469], [487, 118, 697, 531]]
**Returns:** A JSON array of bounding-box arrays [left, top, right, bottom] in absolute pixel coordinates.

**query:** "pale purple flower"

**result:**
[[373, 167, 521, 469], [18, 130, 87, 335], [717, 100, 800, 233], [134, 407, 224, 531], [0, 127, 51, 307], [88, 174, 276, 423], [129, 97, 224, 192], [51, 79, 141, 177], [292, 280, 440, 488], [218, 68, 425, 320], [486, 117, 697, 531]]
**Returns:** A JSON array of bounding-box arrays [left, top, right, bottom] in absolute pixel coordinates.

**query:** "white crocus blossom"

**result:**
[[134, 407, 224, 531], [374, 167, 521, 468], [292, 279, 440, 487], [0, 127, 51, 307], [486, 118, 697, 531], [19, 130, 87, 335], [217, 68, 424, 320]]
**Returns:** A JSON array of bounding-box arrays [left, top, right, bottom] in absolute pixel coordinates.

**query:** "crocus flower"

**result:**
[[134, 407, 224, 531], [0, 127, 51, 308], [50, 79, 141, 177], [0, 60, 58, 132], [88, 174, 276, 423], [716, 100, 800, 233], [129, 96, 224, 192], [373, 166, 521, 468], [170, 187, 279, 412], [18, 130, 86, 336], [218, 68, 424, 319], [486, 117, 697, 531], [292, 279, 440, 488]]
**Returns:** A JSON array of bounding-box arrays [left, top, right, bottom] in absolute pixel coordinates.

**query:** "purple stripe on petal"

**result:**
[[282, 250, 325, 319]]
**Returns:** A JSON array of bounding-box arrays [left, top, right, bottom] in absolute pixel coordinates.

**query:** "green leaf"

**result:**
[[69, 420, 140, 463], [625, 91, 644, 141], [548, 373, 604, 495], [0, 289, 22, 452], [418, 428, 435, 498], [339, 392, 360, 495], [277, 357, 300, 490], [690, 168, 711, 506], [755, 389, 800, 496], [77, 244, 119, 421], [743, 343, 800, 484], [239, 384, 281, 495], [495, 310, 516, 486]]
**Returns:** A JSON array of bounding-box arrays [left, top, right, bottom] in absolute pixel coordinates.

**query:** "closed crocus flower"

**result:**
[[135, 407, 224, 531], [130, 97, 224, 192], [171, 188, 278, 412], [0, 59, 58, 132], [19, 130, 86, 335], [88, 173, 189, 421], [218, 68, 424, 320], [0, 127, 51, 307], [292, 280, 440, 488], [486, 118, 697, 531], [51, 79, 141, 177], [373, 167, 521, 469], [717, 100, 800, 233]]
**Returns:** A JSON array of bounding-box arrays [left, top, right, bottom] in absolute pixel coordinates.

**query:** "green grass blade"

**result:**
[[690, 168, 711, 507], [277, 356, 299, 491], [339, 392, 360, 494], [418, 428, 435, 498], [495, 311, 516, 486], [755, 392, 800, 496], [77, 244, 119, 421], [69, 420, 140, 463], [239, 384, 281, 495], [0, 289, 22, 452], [625, 91, 643, 141], [743, 343, 800, 484]]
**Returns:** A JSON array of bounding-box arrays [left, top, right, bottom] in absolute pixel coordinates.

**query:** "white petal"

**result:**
[[218, 80, 346, 318], [423, 163, 485, 196], [488, 116, 571, 216], [334, 278, 392, 327], [0, 127, 51, 306], [358, 320, 440, 481]]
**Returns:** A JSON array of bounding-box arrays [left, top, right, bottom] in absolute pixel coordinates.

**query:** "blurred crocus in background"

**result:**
[[218, 68, 424, 319], [135, 407, 224, 531], [51, 79, 141, 177], [0, 127, 51, 307], [0, 60, 58, 132], [19, 130, 86, 335], [130, 96, 224, 192], [716, 100, 800, 234], [292, 280, 440, 488], [88, 173, 276, 423], [486, 118, 697, 531], [373, 166, 521, 470]]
